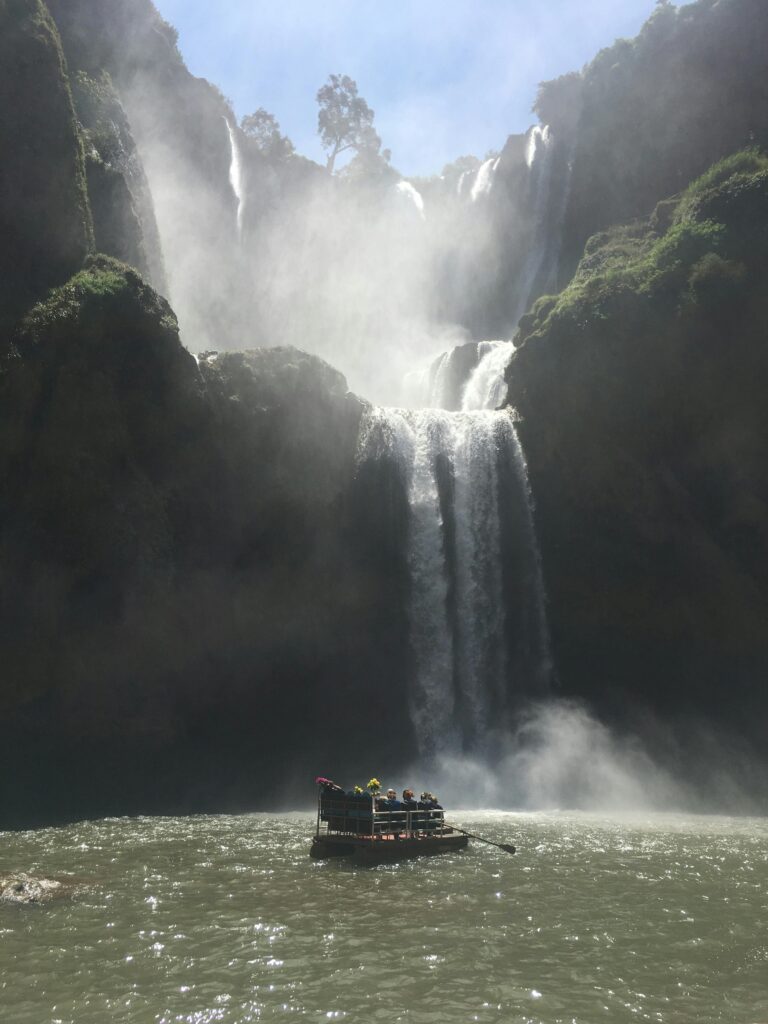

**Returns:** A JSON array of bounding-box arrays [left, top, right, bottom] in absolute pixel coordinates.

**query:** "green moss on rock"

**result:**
[[70, 69, 167, 289], [517, 149, 767, 349]]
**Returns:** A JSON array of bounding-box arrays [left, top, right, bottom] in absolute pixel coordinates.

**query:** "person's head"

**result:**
[[386, 789, 397, 800], [403, 788, 415, 800], [420, 792, 431, 801]]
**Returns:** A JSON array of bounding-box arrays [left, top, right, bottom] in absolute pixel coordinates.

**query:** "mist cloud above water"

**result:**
[[422, 700, 768, 816], [128, 95, 505, 404]]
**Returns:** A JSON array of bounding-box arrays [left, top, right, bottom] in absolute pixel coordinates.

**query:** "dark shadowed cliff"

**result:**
[[536, 0, 768, 287], [1, 0, 768, 824], [508, 151, 768, 739]]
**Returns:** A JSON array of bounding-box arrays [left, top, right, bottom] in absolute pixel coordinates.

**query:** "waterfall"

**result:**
[[470, 156, 501, 202], [407, 340, 510, 411], [513, 126, 556, 322], [461, 341, 514, 411], [394, 180, 426, 221], [357, 403, 552, 758], [224, 118, 245, 238], [513, 125, 574, 324]]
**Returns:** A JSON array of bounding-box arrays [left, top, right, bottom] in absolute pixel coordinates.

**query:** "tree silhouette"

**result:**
[[241, 108, 295, 161], [316, 74, 381, 174]]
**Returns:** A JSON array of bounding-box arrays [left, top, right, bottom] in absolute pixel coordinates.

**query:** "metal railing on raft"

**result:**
[[316, 794, 449, 839]]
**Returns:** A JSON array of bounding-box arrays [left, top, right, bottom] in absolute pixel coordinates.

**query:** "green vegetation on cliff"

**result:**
[[518, 149, 768, 343], [535, 0, 768, 282], [509, 151, 768, 726], [70, 70, 166, 286]]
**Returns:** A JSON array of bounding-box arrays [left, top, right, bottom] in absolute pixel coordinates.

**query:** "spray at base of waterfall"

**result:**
[[412, 699, 768, 815]]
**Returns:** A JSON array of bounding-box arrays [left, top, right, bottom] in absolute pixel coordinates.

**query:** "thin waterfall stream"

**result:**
[[225, 118, 245, 239]]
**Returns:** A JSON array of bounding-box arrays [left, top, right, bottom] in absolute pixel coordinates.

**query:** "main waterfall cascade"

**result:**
[[358, 348, 552, 759]]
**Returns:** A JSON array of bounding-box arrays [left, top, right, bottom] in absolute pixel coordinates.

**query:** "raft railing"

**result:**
[[316, 792, 450, 839]]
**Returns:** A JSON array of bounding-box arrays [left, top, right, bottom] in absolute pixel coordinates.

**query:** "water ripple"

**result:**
[[1, 811, 767, 1023]]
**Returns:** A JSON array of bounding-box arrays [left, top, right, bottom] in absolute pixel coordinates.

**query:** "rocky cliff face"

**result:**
[[72, 69, 167, 291], [2, 0, 768, 823], [507, 151, 768, 741], [48, 0, 246, 347], [536, 0, 768, 288], [0, 255, 416, 825], [0, 0, 92, 333]]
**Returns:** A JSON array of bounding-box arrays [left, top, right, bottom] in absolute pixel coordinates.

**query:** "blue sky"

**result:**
[[153, 0, 658, 176]]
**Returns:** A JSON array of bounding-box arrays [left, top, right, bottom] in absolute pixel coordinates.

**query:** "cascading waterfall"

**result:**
[[470, 155, 501, 202], [357, 387, 552, 758], [394, 180, 426, 221], [224, 118, 245, 239], [461, 341, 514, 411], [513, 125, 556, 323]]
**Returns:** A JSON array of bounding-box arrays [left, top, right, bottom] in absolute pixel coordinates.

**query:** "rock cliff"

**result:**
[[508, 151, 768, 740]]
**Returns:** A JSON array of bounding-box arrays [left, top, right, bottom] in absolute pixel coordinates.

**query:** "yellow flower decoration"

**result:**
[[354, 785, 363, 794], [367, 777, 381, 793]]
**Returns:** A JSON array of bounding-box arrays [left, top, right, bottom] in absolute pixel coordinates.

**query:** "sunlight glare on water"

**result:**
[[1, 811, 767, 1023]]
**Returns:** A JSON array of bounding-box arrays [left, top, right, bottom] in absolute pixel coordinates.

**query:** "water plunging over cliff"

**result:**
[[225, 119, 245, 238], [470, 156, 501, 202], [461, 341, 515, 411], [357, 398, 551, 758]]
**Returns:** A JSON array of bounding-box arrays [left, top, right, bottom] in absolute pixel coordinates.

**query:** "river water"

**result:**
[[1, 812, 766, 1023]]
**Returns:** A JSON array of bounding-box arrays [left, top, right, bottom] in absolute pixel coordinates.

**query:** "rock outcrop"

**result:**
[[0, 874, 67, 905]]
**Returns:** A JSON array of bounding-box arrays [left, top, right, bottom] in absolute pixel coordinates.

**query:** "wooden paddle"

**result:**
[[447, 823, 516, 855]]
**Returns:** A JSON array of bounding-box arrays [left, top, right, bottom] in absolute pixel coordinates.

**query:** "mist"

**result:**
[[418, 700, 768, 816], [132, 118, 509, 404]]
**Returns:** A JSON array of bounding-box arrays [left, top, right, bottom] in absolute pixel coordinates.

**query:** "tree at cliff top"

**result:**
[[317, 74, 381, 174], [241, 107, 295, 162]]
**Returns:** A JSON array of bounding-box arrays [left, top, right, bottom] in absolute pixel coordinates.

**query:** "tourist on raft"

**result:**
[[419, 791, 443, 829]]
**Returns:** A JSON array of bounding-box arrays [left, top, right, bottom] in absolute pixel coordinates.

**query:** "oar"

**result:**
[[447, 823, 516, 855]]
